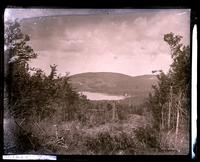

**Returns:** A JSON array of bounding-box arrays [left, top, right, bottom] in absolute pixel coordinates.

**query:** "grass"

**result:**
[[30, 114, 155, 154]]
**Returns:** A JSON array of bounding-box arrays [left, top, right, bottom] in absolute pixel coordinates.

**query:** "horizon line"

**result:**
[[68, 71, 157, 77]]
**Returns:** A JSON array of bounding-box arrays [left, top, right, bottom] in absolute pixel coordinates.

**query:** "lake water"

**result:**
[[79, 91, 128, 101]]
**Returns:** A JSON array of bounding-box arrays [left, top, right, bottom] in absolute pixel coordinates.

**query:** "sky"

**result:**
[[5, 9, 190, 76]]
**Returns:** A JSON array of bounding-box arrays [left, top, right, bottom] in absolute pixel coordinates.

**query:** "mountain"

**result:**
[[68, 72, 157, 98]]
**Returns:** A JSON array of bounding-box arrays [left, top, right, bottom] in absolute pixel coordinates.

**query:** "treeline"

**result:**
[[146, 32, 190, 151]]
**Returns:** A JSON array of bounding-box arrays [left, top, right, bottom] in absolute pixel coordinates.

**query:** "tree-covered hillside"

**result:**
[[69, 72, 157, 96]]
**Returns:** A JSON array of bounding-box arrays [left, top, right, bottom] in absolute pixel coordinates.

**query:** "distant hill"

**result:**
[[69, 72, 158, 98]]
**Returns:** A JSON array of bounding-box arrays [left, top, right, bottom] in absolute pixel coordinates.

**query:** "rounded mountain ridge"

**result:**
[[69, 72, 157, 96]]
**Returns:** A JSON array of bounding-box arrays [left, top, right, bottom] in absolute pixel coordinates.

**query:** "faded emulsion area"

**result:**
[[4, 9, 191, 156]]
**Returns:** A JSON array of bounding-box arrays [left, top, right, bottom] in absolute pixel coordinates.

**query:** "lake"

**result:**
[[79, 91, 129, 101]]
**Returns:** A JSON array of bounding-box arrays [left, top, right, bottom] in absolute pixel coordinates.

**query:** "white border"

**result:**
[[191, 24, 197, 159]]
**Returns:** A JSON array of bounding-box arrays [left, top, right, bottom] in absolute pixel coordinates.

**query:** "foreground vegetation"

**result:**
[[4, 20, 190, 155]]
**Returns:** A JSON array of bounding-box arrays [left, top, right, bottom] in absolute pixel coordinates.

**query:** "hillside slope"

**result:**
[[69, 72, 157, 97]]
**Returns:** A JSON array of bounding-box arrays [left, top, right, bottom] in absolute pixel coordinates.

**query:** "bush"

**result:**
[[134, 126, 159, 149], [84, 131, 141, 155]]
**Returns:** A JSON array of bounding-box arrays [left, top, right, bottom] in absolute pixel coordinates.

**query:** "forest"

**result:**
[[4, 20, 190, 155]]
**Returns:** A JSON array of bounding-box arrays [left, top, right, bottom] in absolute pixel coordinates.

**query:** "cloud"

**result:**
[[15, 9, 190, 76]]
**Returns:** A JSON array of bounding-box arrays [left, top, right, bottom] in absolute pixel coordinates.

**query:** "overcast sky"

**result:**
[[5, 9, 190, 76]]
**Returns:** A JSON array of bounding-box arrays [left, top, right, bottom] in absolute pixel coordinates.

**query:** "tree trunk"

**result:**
[[175, 105, 180, 146], [167, 85, 173, 130], [159, 102, 163, 148], [160, 103, 164, 130], [175, 91, 182, 146], [167, 101, 171, 130]]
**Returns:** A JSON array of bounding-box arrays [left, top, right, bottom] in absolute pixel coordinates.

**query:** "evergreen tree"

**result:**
[[5, 20, 37, 118], [147, 32, 190, 139]]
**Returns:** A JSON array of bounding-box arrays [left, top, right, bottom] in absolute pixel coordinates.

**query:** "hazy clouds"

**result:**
[[5, 9, 190, 76]]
